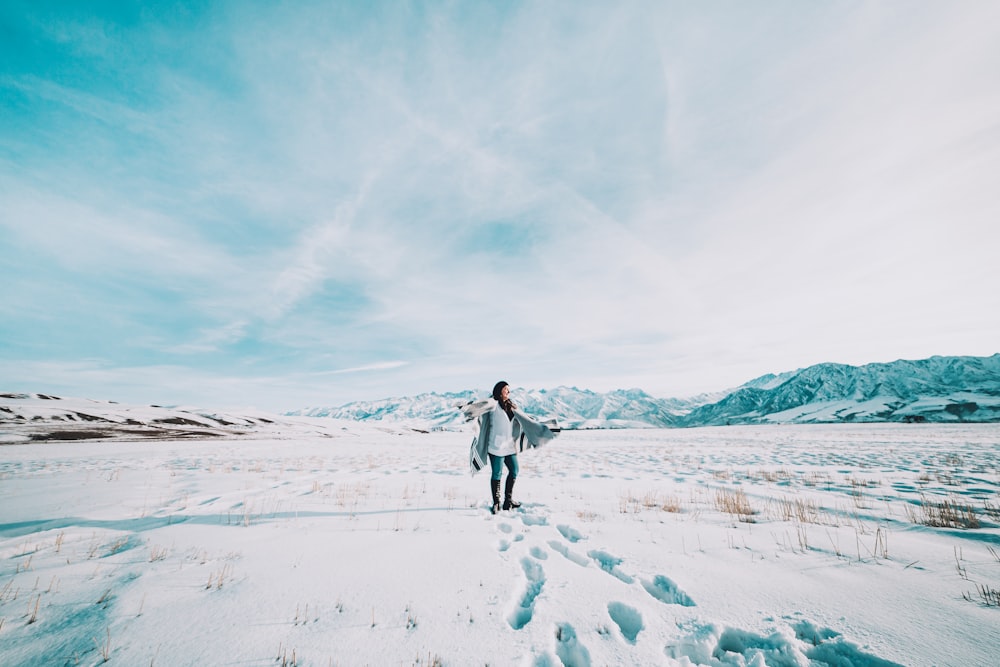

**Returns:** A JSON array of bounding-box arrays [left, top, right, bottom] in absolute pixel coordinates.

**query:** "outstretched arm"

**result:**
[[511, 409, 560, 450]]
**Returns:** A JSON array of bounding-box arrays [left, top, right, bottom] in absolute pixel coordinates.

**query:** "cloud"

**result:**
[[322, 361, 409, 376], [2, 2, 998, 408]]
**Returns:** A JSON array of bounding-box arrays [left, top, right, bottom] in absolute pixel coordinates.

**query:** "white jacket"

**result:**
[[487, 401, 516, 456]]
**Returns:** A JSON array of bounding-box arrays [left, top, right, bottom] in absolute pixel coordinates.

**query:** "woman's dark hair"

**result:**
[[492, 381, 515, 420], [492, 381, 508, 401]]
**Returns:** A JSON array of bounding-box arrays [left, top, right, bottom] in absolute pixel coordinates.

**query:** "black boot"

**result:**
[[503, 476, 521, 511], [490, 479, 502, 515]]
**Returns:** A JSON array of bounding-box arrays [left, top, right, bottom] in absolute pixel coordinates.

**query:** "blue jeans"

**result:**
[[489, 453, 518, 482]]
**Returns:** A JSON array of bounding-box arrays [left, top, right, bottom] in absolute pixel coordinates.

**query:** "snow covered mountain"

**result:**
[[291, 391, 480, 431], [289, 386, 724, 431], [680, 354, 1000, 426], [289, 354, 1000, 429], [6, 355, 998, 438]]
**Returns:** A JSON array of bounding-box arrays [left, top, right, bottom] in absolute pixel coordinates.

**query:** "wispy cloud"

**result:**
[[322, 361, 409, 376]]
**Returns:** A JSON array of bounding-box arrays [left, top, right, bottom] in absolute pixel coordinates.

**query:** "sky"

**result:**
[[2, 1, 999, 412]]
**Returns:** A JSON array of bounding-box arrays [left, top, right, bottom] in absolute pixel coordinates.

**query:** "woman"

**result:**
[[466, 381, 559, 514], [487, 381, 520, 514]]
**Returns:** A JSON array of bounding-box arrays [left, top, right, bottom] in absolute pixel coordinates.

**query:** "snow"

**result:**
[[2, 411, 999, 665]]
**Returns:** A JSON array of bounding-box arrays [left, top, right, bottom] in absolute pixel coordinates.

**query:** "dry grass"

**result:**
[[293, 603, 316, 626], [944, 453, 964, 467], [658, 494, 683, 513], [964, 584, 1000, 607], [335, 482, 372, 509], [983, 498, 1000, 521], [276, 643, 297, 667], [905, 494, 980, 529], [774, 497, 825, 524], [954, 546, 969, 580], [0, 579, 17, 603], [27, 594, 40, 624], [15, 555, 32, 574], [801, 471, 833, 489], [714, 488, 755, 523], [94, 627, 112, 662], [206, 564, 233, 590], [618, 490, 684, 514], [757, 468, 792, 483], [96, 588, 113, 606]]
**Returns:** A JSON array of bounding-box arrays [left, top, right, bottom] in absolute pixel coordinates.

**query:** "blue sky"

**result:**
[[2, 1, 999, 411]]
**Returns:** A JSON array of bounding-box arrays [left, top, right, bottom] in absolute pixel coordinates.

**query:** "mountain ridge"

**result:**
[[288, 354, 1000, 429]]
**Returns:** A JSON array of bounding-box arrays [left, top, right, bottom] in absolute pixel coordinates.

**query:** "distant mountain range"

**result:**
[[289, 354, 1000, 430], [5, 355, 998, 439], [0, 393, 397, 444]]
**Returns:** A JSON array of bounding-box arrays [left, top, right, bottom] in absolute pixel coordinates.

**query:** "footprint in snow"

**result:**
[[587, 550, 634, 584], [554, 623, 591, 667], [641, 574, 695, 607], [667, 620, 904, 667], [520, 511, 548, 526], [556, 524, 585, 543], [607, 601, 643, 644], [548, 540, 590, 567], [508, 557, 546, 630]]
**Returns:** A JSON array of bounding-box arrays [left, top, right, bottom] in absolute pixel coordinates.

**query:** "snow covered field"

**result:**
[[1, 423, 999, 666]]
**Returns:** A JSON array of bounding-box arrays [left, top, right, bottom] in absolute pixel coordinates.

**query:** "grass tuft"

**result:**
[[906, 494, 980, 529], [26, 594, 40, 624], [94, 627, 111, 662], [964, 584, 1000, 607], [714, 489, 755, 523]]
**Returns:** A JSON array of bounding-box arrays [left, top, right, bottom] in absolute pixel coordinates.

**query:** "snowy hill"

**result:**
[[0, 393, 402, 444], [289, 354, 1000, 429], [680, 354, 1000, 426]]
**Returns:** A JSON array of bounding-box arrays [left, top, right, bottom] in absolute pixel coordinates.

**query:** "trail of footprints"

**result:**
[[494, 511, 901, 667], [495, 511, 695, 665]]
